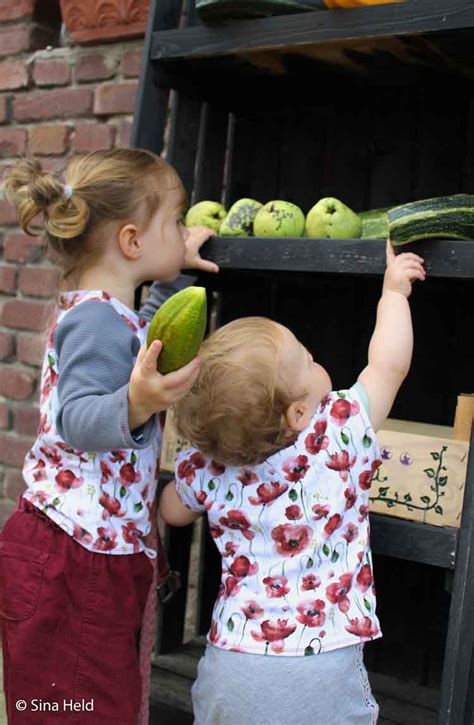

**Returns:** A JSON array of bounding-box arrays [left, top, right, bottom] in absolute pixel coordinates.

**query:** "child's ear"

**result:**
[[118, 222, 142, 260], [286, 400, 311, 432]]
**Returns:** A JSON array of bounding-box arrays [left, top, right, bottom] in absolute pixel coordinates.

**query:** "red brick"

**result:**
[[121, 48, 142, 78], [0, 264, 17, 294], [14, 404, 39, 435], [93, 82, 138, 116], [0, 433, 34, 467], [19, 265, 58, 298], [0, 367, 35, 400], [4, 232, 46, 263], [29, 124, 70, 155], [75, 53, 115, 83], [116, 118, 132, 148], [4, 468, 25, 501], [0, 402, 9, 430], [0, 331, 15, 361], [72, 123, 114, 153], [33, 58, 70, 87], [0, 95, 7, 124], [0, 60, 28, 91], [0, 25, 30, 58], [0, 199, 18, 225], [0, 127, 27, 157], [0, 0, 34, 22], [2, 298, 55, 332], [13, 88, 92, 122], [17, 332, 45, 366]]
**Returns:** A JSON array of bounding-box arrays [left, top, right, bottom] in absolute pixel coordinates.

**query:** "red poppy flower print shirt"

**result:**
[[175, 385, 382, 656], [22, 290, 161, 557]]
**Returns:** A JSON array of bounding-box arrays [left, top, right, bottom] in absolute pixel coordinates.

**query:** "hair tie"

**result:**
[[63, 183, 73, 200]]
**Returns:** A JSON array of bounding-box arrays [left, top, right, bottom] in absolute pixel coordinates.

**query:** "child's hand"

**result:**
[[383, 240, 426, 298], [184, 226, 220, 274], [128, 340, 200, 431]]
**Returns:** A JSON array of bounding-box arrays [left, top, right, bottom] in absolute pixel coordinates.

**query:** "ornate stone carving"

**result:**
[[60, 0, 150, 44]]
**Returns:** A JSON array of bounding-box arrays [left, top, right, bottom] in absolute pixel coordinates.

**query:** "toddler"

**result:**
[[160, 242, 425, 724]]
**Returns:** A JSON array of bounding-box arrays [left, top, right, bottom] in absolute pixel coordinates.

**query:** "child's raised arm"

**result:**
[[358, 241, 426, 432]]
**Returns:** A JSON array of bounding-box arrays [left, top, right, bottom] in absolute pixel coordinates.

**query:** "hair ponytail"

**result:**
[[2, 149, 186, 286]]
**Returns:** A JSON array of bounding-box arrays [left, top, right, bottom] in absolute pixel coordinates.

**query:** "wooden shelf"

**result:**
[[370, 513, 458, 569], [151, 0, 474, 99], [199, 236, 474, 278]]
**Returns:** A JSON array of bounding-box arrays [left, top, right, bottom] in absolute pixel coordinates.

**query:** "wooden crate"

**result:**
[[372, 420, 469, 528]]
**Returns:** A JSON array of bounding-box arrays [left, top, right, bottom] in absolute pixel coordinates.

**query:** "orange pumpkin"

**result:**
[[325, 0, 401, 7]]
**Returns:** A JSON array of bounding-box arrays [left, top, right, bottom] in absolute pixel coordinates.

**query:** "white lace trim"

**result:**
[[355, 644, 380, 724]]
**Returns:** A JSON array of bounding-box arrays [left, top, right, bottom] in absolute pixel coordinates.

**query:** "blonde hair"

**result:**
[[2, 148, 186, 285], [174, 317, 307, 467]]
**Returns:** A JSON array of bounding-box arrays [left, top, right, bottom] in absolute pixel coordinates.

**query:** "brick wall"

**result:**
[[0, 1, 145, 524]]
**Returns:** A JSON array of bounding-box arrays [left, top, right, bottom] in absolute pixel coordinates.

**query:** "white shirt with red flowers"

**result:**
[[175, 384, 382, 656], [22, 289, 163, 557]]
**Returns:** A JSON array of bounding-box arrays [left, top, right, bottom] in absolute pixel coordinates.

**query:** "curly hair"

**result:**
[[174, 317, 308, 467]]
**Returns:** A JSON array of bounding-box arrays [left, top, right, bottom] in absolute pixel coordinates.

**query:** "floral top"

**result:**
[[22, 290, 161, 558], [175, 385, 382, 656]]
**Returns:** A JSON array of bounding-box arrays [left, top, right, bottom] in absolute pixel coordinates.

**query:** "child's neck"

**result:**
[[77, 267, 137, 311]]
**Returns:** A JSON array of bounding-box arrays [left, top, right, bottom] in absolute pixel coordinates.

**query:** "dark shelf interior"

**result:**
[[151, 0, 474, 104]]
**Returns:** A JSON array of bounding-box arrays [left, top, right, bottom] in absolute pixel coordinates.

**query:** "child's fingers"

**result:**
[[189, 226, 216, 244], [400, 259, 425, 272], [193, 257, 220, 274], [163, 356, 201, 389], [168, 366, 201, 399], [142, 340, 163, 372], [409, 269, 426, 282], [386, 239, 396, 262], [402, 264, 426, 280], [396, 252, 424, 264]]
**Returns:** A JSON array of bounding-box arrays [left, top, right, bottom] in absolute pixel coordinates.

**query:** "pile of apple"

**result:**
[[185, 197, 362, 239]]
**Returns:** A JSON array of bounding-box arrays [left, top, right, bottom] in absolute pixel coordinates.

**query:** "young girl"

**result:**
[[0, 148, 218, 724], [160, 242, 426, 724]]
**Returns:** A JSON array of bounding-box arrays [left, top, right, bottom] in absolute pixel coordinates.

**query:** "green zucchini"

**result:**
[[359, 208, 389, 239], [388, 195, 474, 246]]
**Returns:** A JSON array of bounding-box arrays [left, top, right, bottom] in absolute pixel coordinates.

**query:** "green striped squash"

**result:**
[[359, 208, 389, 239], [388, 195, 474, 246], [147, 287, 207, 374]]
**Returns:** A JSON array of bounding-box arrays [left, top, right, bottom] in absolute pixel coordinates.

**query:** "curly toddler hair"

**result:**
[[174, 317, 307, 467]]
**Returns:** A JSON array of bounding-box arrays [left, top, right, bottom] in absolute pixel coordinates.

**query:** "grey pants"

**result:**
[[192, 643, 379, 724]]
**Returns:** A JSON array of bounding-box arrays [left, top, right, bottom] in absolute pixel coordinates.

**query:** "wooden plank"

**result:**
[[367, 84, 415, 209], [410, 83, 467, 202], [149, 667, 194, 714], [150, 0, 474, 62], [438, 426, 474, 722], [157, 521, 195, 653], [192, 102, 229, 204], [199, 237, 474, 279], [369, 514, 458, 569], [131, 0, 182, 152], [319, 95, 371, 211], [278, 106, 328, 211]]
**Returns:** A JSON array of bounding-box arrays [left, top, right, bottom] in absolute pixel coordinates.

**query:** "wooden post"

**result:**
[[454, 394, 474, 443]]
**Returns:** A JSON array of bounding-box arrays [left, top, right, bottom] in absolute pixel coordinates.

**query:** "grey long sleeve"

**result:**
[[54, 301, 158, 452], [139, 274, 197, 323]]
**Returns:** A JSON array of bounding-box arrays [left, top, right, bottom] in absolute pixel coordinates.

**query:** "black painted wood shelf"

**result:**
[[151, 0, 474, 94], [200, 236, 474, 278]]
